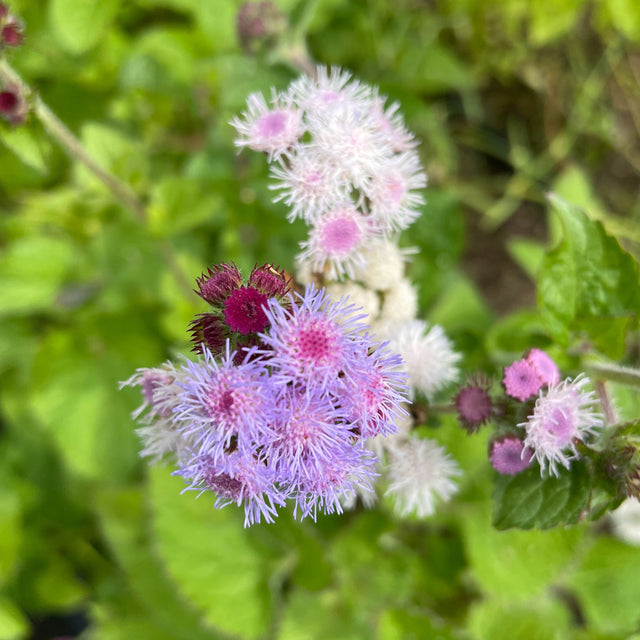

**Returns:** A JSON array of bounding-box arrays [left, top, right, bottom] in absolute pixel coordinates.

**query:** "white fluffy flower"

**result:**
[[610, 499, 640, 547], [519, 375, 603, 477], [365, 150, 427, 233], [269, 145, 346, 223], [386, 320, 460, 399], [386, 436, 460, 518], [325, 281, 380, 325], [354, 238, 406, 291], [380, 278, 418, 323], [230, 90, 304, 160]]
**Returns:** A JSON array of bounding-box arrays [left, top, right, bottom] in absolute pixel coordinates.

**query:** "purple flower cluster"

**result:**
[[128, 284, 408, 526]]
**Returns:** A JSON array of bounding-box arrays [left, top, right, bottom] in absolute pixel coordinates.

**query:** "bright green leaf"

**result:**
[[49, 0, 121, 54], [0, 598, 27, 640], [148, 467, 273, 639], [0, 125, 51, 174]]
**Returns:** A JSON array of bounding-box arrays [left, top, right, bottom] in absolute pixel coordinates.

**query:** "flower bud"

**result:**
[[1, 19, 24, 47], [236, 2, 286, 55], [0, 84, 27, 125], [455, 382, 492, 432]]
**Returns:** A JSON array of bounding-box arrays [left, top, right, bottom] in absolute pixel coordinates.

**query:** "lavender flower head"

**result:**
[[125, 282, 410, 526], [519, 375, 604, 477]]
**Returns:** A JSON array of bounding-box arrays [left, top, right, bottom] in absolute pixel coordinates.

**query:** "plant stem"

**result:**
[[595, 380, 617, 427], [589, 361, 640, 389], [0, 58, 193, 297]]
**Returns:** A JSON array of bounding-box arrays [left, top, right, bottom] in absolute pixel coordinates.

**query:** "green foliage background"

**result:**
[[1, 0, 639, 638]]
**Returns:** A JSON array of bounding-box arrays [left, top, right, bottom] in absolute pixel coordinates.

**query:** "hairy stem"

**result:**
[[0, 58, 193, 296]]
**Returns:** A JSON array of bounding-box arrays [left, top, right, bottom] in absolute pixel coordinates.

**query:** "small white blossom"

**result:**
[[386, 436, 460, 518], [354, 238, 406, 291], [380, 278, 418, 323], [386, 320, 460, 399], [325, 281, 380, 325]]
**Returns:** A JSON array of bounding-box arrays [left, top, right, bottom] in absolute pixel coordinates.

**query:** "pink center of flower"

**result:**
[[320, 90, 340, 104], [223, 286, 269, 334], [319, 215, 362, 255], [256, 110, 288, 139], [205, 385, 239, 423], [549, 408, 574, 446]]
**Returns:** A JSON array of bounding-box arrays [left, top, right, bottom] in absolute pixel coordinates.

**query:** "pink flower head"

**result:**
[[195, 263, 243, 306], [260, 284, 368, 385], [503, 358, 543, 402], [520, 375, 604, 477], [300, 205, 373, 280], [0, 84, 27, 125], [231, 90, 304, 160], [489, 436, 533, 475], [371, 93, 417, 153], [526, 348, 560, 386]]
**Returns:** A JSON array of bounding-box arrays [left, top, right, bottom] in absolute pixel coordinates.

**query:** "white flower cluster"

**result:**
[[231, 66, 427, 279]]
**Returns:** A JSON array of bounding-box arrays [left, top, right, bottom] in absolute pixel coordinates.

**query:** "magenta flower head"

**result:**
[[503, 357, 543, 402], [188, 313, 229, 355], [195, 263, 243, 306], [489, 436, 533, 475], [519, 374, 604, 477], [455, 384, 492, 432]]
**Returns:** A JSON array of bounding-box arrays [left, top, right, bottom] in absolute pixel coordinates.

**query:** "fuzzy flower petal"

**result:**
[[519, 375, 604, 477], [386, 437, 461, 518]]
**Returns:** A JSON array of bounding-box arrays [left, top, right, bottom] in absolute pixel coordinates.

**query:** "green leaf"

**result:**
[[0, 236, 75, 316], [49, 0, 122, 54], [0, 125, 51, 174], [0, 598, 27, 640], [0, 490, 20, 588], [538, 194, 640, 352], [377, 608, 456, 640], [148, 178, 224, 237], [492, 461, 591, 530], [564, 537, 640, 634], [148, 467, 274, 639], [467, 596, 570, 640], [96, 487, 219, 640], [462, 503, 585, 600]]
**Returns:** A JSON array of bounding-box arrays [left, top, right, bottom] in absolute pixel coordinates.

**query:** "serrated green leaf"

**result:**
[[538, 195, 640, 350], [49, 0, 121, 54], [493, 461, 591, 530], [148, 467, 273, 639]]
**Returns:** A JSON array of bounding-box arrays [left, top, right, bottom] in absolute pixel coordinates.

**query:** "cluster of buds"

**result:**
[[598, 422, 640, 500], [188, 262, 291, 360], [455, 349, 604, 478]]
